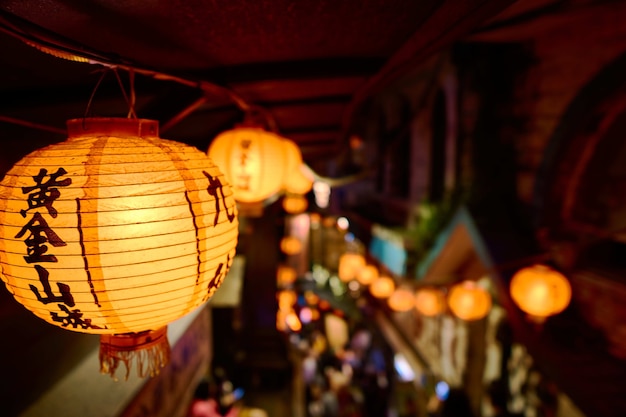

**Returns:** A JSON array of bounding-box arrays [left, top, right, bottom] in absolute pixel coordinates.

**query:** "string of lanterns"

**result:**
[[337, 253, 572, 322]]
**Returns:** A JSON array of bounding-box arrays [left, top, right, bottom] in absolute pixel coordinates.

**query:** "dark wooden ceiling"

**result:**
[[0, 0, 516, 174]]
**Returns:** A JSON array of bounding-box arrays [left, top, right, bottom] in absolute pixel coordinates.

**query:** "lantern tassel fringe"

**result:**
[[99, 327, 171, 381]]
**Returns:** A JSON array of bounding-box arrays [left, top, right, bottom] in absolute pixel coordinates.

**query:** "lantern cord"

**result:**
[[113, 68, 138, 119], [83, 69, 109, 121], [0, 9, 253, 114], [127, 68, 137, 119]]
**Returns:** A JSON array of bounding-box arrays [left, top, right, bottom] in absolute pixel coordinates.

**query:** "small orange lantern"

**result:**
[[0, 118, 239, 379], [338, 253, 365, 282], [357, 264, 379, 286], [415, 287, 446, 317], [208, 126, 296, 203], [277, 265, 297, 286], [448, 281, 492, 321], [282, 194, 308, 214], [278, 289, 297, 310], [369, 276, 395, 299], [280, 236, 302, 255], [285, 310, 303, 332], [388, 287, 416, 312], [510, 264, 571, 317]]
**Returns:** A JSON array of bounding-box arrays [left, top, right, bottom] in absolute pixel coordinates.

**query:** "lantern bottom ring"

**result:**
[[99, 327, 170, 381]]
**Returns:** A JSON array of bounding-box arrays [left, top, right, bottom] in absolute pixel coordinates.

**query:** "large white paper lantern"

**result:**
[[0, 118, 239, 379]]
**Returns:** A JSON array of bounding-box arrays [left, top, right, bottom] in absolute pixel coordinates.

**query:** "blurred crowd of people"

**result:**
[[297, 323, 392, 417]]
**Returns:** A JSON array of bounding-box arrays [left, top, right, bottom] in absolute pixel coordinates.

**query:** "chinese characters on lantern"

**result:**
[[203, 171, 236, 226], [236, 139, 252, 191], [17, 168, 101, 330]]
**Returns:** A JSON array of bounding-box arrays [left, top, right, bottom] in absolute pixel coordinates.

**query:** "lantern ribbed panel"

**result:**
[[208, 127, 291, 203], [0, 119, 238, 334]]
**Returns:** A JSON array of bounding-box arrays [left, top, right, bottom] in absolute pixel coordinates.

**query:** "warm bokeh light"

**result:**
[[280, 236, 302, 255], [304, 290, 320, 305], [415, 287, 446, 317], [313, 181, 331, 208], [282, 194, 308, 214], [338, 253, 366, 282], [276, 265, 297, 287], [278, 289, 297, 310], [285, 310, 302, 332], [510, 264, 572, 317], [388, 287, 416, 312], [370, 276, 396, 299], [447, 280, 492, 321], [336, 216, 349, 230], [0, 118, 239, 379], [357, 264, 379, 286]]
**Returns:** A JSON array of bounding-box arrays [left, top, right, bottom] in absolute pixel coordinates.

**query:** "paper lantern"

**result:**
[[284, 165, 314, 195], [369, 276, 395, 299], [388, 287, 416, 312], [207, 126, 295, 203], [448, 281, 492, 321], [276, 264, 297, 286], [357, 264, 379, 286], [338, 253, 365, 282], [278, 289, 297, 310], [510, 264, 571, 317], [415, 287, 446, 317], [280, 236, 302, 255], [282, 194, 308, 214], [0, 118, 239, 379]]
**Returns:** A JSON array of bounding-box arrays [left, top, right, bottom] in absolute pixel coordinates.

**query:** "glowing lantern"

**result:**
[[357, 264, 379, 286], [285, 310, 302, 332], [280, 236, 302, 255], [415, 287, 446, 317], [370, 276, 395, 299], [276, 265, 297, 286], [0, 118, 238, 379], [510, 264, 571, 317], [207, 126, 295, 203], [338, 253, 365, 282], [284, 165, 314, 195], [282, 194, 308, 214], [448, 281, 492, 321], [388, 287, 416, 312], [278, 290, 297, 310]]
